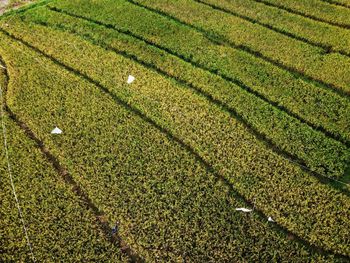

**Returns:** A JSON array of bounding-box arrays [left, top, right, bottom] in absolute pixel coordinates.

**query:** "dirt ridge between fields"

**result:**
[[1, 27, 350, 260]]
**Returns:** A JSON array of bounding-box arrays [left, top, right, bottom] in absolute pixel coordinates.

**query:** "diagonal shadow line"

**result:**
[[195, 0, 350, 55], [125, 0, 350, 100], [0, 55, 144, 263], [31, 16, 350, 196], [251, 0, 350, 30], [320, 0, 350, 9], [0, 27, 349, 260], [45, 6, 350, 148]]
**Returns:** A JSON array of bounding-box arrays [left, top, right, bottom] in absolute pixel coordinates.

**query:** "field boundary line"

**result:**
[[320, 0, 350, 9], [1, 27, 350, 259], [251, 0, 350, 29], [195, 0, 350, 57], [126, 0, 350, 99], [45, 6, 350, 148], [0, 55, 143, 263], [0, 74, 36, 262], [34, 17, 350, 193]]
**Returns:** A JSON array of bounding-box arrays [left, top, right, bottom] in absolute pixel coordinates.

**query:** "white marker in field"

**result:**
[[127, 75, 135, 84], [0, 65, 6, 69], [235, 207, 252, 213], [267, 217, 274, 222], [51, 127, 62, 134]]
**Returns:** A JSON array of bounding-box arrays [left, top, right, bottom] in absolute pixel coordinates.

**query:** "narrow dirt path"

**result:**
[[0, 0, 9, 15], [0, 0, 35, 15]]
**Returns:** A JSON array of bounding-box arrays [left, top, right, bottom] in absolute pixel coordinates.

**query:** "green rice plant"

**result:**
[[253, 0, 350, 28], [322, 0, 350, 8], [0, 32, 337, 262], [41, 0, 350, 148], [1, 17, 349, 256], [124, 0, 350, 94], [197, 0, 350, 54], [19, 6, 350, 180], [0, 94, 124, 261]]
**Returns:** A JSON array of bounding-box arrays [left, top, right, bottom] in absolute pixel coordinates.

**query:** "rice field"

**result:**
[[0, 0, 349, 262]]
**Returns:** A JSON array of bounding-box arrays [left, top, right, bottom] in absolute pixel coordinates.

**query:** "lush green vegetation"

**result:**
[[197, 0, 350, 54], [324, 0, 350, 8], [17, 5, 349, 180], [253, 0, 350, 29], [1, 0, 349, 261], [127, 0, 350, 94], [1, 31, 338, 262], [37, 1, 350, 147]]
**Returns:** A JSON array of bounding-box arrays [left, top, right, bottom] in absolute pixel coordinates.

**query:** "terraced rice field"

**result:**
[[0, 0, 349, 262]]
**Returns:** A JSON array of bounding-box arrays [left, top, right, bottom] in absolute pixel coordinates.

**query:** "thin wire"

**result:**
[[1, 19, 349, 255], [0, 85, 36, 263]]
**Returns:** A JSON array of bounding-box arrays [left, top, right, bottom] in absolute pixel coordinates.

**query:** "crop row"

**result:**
[[20, 7, 350, 181], [0, 73, 123, 262], [1, 16, 349, 256], [124, 0, 350, 94], [320, 0, 350, 9], [198, 0, 350, 55], [254, 0, 350, 29], [44, 0, 350, 149], [0, 31, 337, 262]]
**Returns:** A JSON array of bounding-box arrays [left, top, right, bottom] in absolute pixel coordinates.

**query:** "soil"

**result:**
[[0, 0, 10, 15], [0, 0, 35, 15]]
